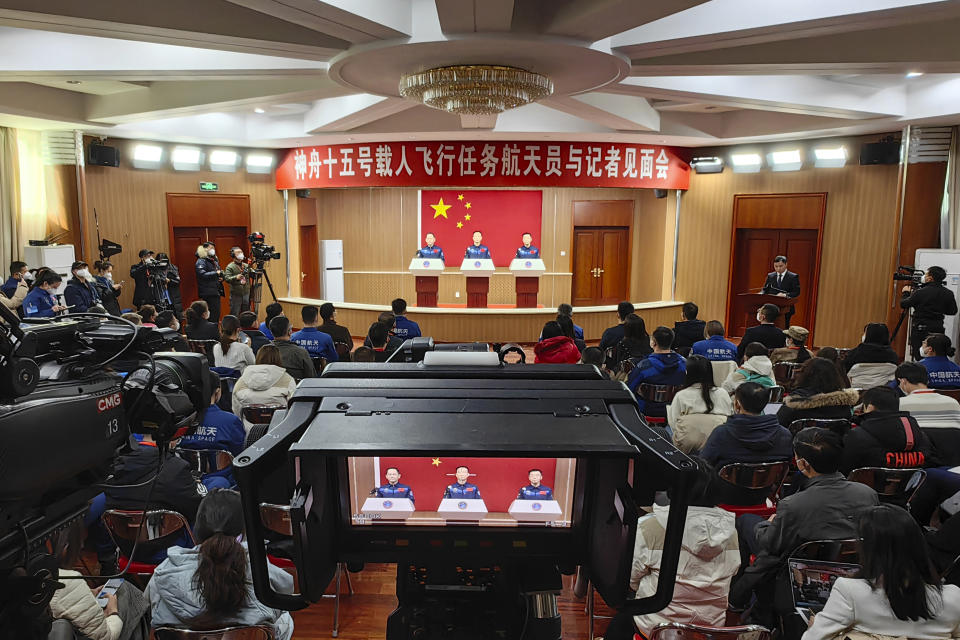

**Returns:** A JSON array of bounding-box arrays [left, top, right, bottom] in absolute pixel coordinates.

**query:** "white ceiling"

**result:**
[[2, 0, 960, 148]]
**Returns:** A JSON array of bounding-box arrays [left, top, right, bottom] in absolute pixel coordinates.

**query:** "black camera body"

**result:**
[[893, 264, 923, 288], [248, 230, 281, 264]]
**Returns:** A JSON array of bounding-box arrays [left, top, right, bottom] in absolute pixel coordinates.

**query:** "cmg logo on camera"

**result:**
[[97, 392, 122, 413]]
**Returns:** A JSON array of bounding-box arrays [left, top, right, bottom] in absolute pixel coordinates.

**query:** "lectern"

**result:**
[[507, 499, 562, 523], [736, 293, 798, 330], [509, 258, 545, 308], [409, 258, 444, 307], [459, 258, 495, 308], [437, 498, 488, 521], [360, 497, 415, 521]]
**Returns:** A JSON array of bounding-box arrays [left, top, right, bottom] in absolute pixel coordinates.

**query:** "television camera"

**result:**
[[247, 230, 280, 309], [893, 264, 924, 289], [0, 303, 213, 638], [235, 358, 696, 640]]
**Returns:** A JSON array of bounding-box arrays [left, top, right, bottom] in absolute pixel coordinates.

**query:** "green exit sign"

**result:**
[[199, 181, 219, 192]]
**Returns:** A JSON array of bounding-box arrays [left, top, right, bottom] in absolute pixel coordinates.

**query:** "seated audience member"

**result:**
[[232, 344, 297, 431], [534, 320, 580, 364], [842, 386, 937, 475], [291, 304, 338, 362], [147, 490, 295, 640], [363, 311, 404, 353], [668, 355, 734, 453], [259, 302, 284, 340], [920, 333, 960, 389], [910, 465, 960, 528], [49, 520, 148, 640], [580, 346, 605, 367], [555, 314, 586, 352], [391, 298, 421, 339], [722, 343, 775, 394], [673, 302, 706, 352], [897, 361, 960, 429], [700, 383, 792, 503], [627, 326, 687, 418], [121, 312, 143, 326], [138, 304, 158, 327], [736, 304, 786, 361], [238, 311, 270, 354], [732, 428, 879, 625], [604, 458, 739, 640], [769, 325, 811, 365], [156, 310, 190, 351], [802, 505, 960, 640], [270, 316, 315, 379], [599, 301, 635, 351], [213, 314, 255, 373], [926, 506, 960, 582], [184, 300, 219, 341], [557, 303, 584, 340], [178, 372, 245, 488], [23, 271, 66, 317], [843, 322, 899, 372], [1, 260, 27, 298], [692, 321, 738, 361], [776, 357, 859, 430], [608, 313, 652, 372], [352, 345, 376, 362], [64, 260, 101, 313], [317, 302, 352, 349], [366, 322, 393, 362], [816, 346, 852, 388]]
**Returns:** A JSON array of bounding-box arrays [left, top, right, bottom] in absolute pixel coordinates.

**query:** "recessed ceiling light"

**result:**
[[906, 71, 924, 78], [254, 108, 265, 114], [66, 80, 82, 85]]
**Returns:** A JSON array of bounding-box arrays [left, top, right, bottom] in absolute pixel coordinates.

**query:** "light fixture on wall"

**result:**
[[690, 156, 724, 174], [209, 149, 239, 172], [171, 146, 203, 171], [730, 152, 762, 173], [814, 146, 847, 168], [768, 149, 802, 172], [245, 153, 275, 174], [132, 144, 163, 169]]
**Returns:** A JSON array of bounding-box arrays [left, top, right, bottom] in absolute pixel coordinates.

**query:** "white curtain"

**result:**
[[942, 126, 960, 249], [0, 127, 23, 264], [16, 128, 48, 243]]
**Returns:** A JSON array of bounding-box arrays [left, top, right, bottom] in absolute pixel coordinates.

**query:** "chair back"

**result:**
[[772, 361, 803, 385], [102, 509, 196, 559], [787, 418, 851, 438], [334, 341, 352, 360], [848, 362, 897, 389], [711, 360, 737, 384], [935, 388, 960, 402], [241, 404, 285, 426], [154, 626, 276, 640], [174, 448, 234, 480], [718, 461, 790, 500], [943, 553, 960, 587], [767, 385, 785, 404], [847, 467, 925, 504], [647, 622, 771, 640], [311, 356, 327, 374], [188, 340, 218, 365], [216, 375, 238, 411], [788, 538, 860, 564], [260, 503, 294, 537], [637, 383, 682, 404]]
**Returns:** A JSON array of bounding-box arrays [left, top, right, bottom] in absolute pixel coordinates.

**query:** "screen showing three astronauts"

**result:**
[[373, 465, 554, 503]]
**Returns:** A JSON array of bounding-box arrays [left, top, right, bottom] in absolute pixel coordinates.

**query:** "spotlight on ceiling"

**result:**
[[690, 156, 724, 174], [209, 149, 239, 172], [132, 144, 163, 169], [769, 149, 802, 172], [906, 71, 924, 78], [730, 152, 763, 173], [254, 107, 265, 114], [171, 146, 203, 171], [245, 153, 275, 174], [814, 146, 847, 168]]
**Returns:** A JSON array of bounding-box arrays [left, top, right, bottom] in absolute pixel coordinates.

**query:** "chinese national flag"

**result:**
[[420, 190, 543, 267], [377, 456, 557, 512]]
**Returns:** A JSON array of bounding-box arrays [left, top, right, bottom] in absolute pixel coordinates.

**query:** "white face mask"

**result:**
[[920, 346, 932, 358], [172, 320, 180, 332], [207, 248, 215, 256], [77, 268, 91, 279], [235, 253, 244, 261], [23, 271, 34, 282], [105, 272, 113, 281]]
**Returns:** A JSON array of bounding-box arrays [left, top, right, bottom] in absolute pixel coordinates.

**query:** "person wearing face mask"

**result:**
[[223, 246, 252, 317], [23, 271, 67, 317], [64, 261, 102, 313], [155, 309, 190, 352], [901, 265, 959, 361], [736, 304, 787, 362], [93, 260, 123, 316], [919, 333, 960, 388], [0, 261, 28, 312], [157, 252, 182, 317], [195, 242, 224, 322]]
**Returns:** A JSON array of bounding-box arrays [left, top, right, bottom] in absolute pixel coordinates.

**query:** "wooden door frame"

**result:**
[[571, 200, 634, 305], [724, 193, 827, 342], [166, 193, 252, 256]]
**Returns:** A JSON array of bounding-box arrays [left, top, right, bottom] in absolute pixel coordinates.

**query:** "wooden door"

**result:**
[[299, 224, 320, 298], [173, 227, 205, 305], [781, 231, 818, 330], [207, 227, 248, 260], [572, 227, 630, 306]]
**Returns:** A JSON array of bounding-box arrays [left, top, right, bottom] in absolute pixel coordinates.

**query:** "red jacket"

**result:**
[[534, 336, 581, 364]]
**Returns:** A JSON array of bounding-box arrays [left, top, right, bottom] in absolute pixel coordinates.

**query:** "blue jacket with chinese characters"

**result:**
[[920, 355, 960, 389], [417, 246, 445, 262], [178, 404, 246, 486], [393, 315, 421, 339], [376, 483, 415, 504], [464, 245, 491, 260], [291, 326, 338, 361], [517, 484, 553, 500], [443, 482, 482, 499], [23, 287, 57, 318], [515, 246, 540, 259], [692, 335, 738, 362]]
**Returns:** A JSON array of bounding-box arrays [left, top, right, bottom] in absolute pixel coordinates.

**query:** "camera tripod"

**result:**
[[249, 261, 278, 314]]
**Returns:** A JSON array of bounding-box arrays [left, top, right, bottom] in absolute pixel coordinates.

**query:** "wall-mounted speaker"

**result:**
[[296, 189, 312, 198], [653, 189, 668, 199], [859, 140, 900, 165], [87, 144, 119, 167]]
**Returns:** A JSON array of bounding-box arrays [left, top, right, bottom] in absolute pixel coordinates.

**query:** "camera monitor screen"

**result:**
[[347, 456, 576, 528]]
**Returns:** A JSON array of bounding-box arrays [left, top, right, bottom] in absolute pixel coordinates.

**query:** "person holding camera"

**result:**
[[900, 265, 958, 360], [130, 249, 156, 307], [157, 252, 182, 316], [224, 246, 251, 317], [195, 242, 224, 322]]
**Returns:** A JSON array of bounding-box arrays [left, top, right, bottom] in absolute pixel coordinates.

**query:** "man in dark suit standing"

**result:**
[[762, 255, 800, 327]]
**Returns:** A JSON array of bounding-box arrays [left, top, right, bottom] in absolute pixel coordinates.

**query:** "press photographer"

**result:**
[[224, 246, 252, 316], [129, 249, 171, 311], [900, 265, 959, 360], [195, 242, 224, 322]]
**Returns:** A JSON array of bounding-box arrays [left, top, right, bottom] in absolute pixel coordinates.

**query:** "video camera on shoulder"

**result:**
[[893, 264, 924, 288]]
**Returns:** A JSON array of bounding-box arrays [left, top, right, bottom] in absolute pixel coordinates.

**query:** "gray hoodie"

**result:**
[[232, 364, 296, 428], [721, 355, 775, 394]]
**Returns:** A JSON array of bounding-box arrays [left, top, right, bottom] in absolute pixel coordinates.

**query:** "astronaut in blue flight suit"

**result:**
[[374, 466, 415, 503], [416, 232, 445, 263], [464, 231, 492, 260], [443, 465, 482, 499], [515, 232, 540, 259], [517, 468, 554, 500]]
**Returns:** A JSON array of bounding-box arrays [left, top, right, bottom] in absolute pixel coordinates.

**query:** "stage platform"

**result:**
[[279, 297, 683, 343]]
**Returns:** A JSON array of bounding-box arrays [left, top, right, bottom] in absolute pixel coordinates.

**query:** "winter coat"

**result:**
[[104, 441, 205, 523], [195, 255, 223, 297], [49, 568, 123, 640], [232, 364, 296, 430], [776, 388, 859, 430], [842, 410, 938, 474], [629, 505, 740, 635], [166, 263, 183, 310], [667, 385, 734, 428], [599, 323, 626, 351], [608, 336, 652, 372], [223, 259, 251, 297], [721, 356, 775, 394], [534, 335, 581, 364], [627, 352, 687, 416], [23, 286, 57, 317], [240, 329, 271, 355], [673, 319, 706, 351], [842, 341, 898, 372], [64, 276, 100, 313], [847, 362, 898, 389], [736, 324, 786, 361], [213, 340, 255, 373], [769, 346, 810, 365], [147, 543, 294, 640], [93, 275, 122, 315], [0, 278, 26, 310], [273, 339, 316, 380], [185, 320, 219, 342], [319, 320, 352, 347]]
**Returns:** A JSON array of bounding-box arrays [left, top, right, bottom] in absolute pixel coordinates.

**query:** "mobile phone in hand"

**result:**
[[96, 578, 124, 607], [795, 606, 814, 625]]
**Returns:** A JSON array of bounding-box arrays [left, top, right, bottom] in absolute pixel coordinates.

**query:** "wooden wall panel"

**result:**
[[83, 138, 286, 311]]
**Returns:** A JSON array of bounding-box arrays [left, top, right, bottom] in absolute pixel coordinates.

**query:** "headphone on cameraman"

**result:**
[[498, 343, 526, 364]]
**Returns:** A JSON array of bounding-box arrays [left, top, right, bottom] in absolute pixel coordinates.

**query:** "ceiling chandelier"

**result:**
[[399, 65, 554, 116]]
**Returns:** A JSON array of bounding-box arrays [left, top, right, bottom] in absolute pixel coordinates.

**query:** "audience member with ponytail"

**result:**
[[147, 489, 295, 639], [919, 333, 960, 389], [667, 354, 733, 453], [212, 314, 255, 373], [184, 300, 219, 341]]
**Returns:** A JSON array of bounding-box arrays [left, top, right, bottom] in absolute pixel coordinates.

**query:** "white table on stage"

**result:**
[[361, 497, 415, 521], [507, 499, 563, 523], [437, 498, 488, 521]]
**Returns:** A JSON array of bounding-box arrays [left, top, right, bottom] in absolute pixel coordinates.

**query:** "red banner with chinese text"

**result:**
[[276, 141, 689, 190]]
